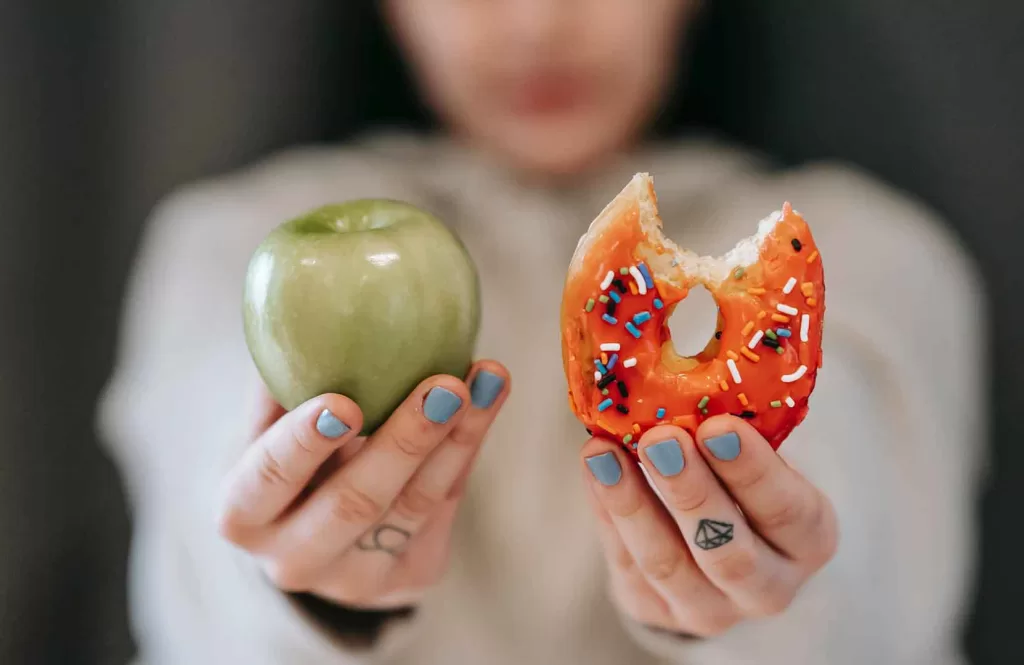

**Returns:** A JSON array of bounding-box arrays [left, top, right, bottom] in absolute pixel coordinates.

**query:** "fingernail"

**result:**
[[646, 439, 685, 477], [585, 452, 622, 486], [316, 409, 350, 439], [423, 386, 462, 424], [704, 432, 741, 461], [470, 370, 505, 408]]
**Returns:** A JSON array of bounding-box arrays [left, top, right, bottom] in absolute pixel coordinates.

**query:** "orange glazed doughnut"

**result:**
[[561, 173, 825, 454]]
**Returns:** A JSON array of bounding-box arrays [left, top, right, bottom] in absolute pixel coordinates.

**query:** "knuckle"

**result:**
[[690, 612, 736, 638], [390, 425, 434, 459], [639, 547, 685, 582], [666, 481, 711, 514], [256, 445, 292, 488], [708, 548, 759, 584], [214, 507, 248, 546], [751, 587, 796, 618], [327, 481, 386, 527], [805, 497, 840, 568], [758, 493, 807, 532], [605, 491, 646, 520], [444, 423, 481, 451], [729, 462, 771, 491], [262, 560, 309, 593], [391, 484, 440, 522]]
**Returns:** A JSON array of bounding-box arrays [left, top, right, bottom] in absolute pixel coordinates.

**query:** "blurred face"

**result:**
[[386, 0, 694, 177]]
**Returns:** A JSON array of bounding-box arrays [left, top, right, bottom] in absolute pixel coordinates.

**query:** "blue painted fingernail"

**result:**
[[705, 432, 741, 461], [316, 409, 349, 439], [646, 439, 685, 477], [470, 370, 505, 409], [585, 452, 622, 486], [424, 387, 462, 424]]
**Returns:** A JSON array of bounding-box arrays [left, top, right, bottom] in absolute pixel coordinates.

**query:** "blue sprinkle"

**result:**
[[594, 359, 608, 374], [608, 290, 621, 303], [637, 263, 654, 289], [607, 354, 618, 370], [625, 322, 642, 339], [776, 328, 792, 338], [656, 407, 666, 419], [633, 311, 652, 325], [653, 298, 664, 310], [602, 314, 618, 325], [597, 398, 614, 412]]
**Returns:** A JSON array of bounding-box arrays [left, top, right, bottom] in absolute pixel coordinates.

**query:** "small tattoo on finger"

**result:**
[[694, 519, 734, 550], [356, 523, 411, 557]]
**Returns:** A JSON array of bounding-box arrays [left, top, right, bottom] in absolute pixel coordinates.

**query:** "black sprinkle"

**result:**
[[585, 428, 594, 436], [612, 278, 628, 294], [762, 337, 781, 349], [714, 331, 722, 339], [615, 404, 630, 414], [791, 238, 803, 252], [739, 411, 757, 419], [606, 300, 617, 316], [597, 372, 617, 389], [616, 380, 629, 398]]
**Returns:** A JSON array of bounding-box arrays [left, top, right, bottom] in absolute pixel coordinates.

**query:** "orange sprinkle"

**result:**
[[719, 380, 730, 392], [601, 352, 608, 365], [757, 310, 767, 319], [738, 393, 749, 406], [806, 297, 818, 307], [772, 313, 791, 324], [629, 281, 638, 295], [655, 282, 667, 300], [597, 419, 613, 433], [671, 416, 689, 427], [740, 347, 761, 362], [726, 350, 739, 361], [801, 282, 814, 297], [747, 287, 766, 295], [632, 423, 641, 434], [741, 321, 755, 336], [806, 250, 819, 264]]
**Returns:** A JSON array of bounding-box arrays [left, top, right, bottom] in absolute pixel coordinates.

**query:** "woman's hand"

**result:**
[[581, 416, 838, 637], [216, 361, 509, 609]]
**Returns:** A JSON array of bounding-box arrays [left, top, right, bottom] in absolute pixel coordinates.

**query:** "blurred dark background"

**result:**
[[1, 1, 1022, 663]]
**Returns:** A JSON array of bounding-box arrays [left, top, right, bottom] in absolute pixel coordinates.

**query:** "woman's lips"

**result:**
[[503, 73, 593, 115]]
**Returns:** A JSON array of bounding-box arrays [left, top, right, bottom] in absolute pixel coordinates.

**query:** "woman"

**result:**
[[99, 1, 986, 663]]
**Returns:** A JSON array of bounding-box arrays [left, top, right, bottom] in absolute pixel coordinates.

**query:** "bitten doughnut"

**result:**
[[560, 173, 825, 454]]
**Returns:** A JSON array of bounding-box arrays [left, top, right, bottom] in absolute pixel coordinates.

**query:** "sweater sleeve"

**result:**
[[618, 164, 988, 665], [96, 143, 433, 664]]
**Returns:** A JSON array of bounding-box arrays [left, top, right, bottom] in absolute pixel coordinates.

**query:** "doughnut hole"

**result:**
[[665, 284, 722, 366]]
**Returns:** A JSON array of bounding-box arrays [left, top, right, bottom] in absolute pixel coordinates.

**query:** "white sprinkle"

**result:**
[[800, 314, 810, 342], [628, 266, 648, 295], [782, 277, 797, 294], [726, 358, 742, 384], [599, 343, 621, 351], [622, 357, 638, 368], [594, 371, 602, 382], [600, 271, 614, 290], [785, 396, 796, 408], [781, 365, 808, 383], [777, 303, 799, 316], [748, 330, 764, 349]]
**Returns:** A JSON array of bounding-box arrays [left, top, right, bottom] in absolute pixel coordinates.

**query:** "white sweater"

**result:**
[[98, 133, 988, 665]]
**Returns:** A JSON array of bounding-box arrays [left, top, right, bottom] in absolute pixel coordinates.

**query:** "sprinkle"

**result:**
[[617, 381, 629, 398], [781, 365, 808, 383], [697, 395, 710, 409], [777, 303, 798, 316], [593, 370, 601, 382], [770, 400, 783, 408], [726, 350, 739, 361], [800, 314, 810, 342], [600, 271, 614, 290], [801, 282, 814, 297], [765, 329, 778, 341], [633, 311, 651, 325], [622, 434, 633, 445], [602, 314, 618, 325], [608, 290, 621, 303], [637, 263, 654, 289], [601, 388, 609, 395], [719, 380, 730, 392], [748, 330, 764, 348], [734, 267, 746, 279], [600, 343, 620, 351], [656, 407, 666, 418], [737, 393, 749, 406], [776, 328, 791, 338], [739, 410, 757, 419], [782, 277, 797, 294], [806, 250, 819, 263], [700, 408, 709, 416], [806, 297, 818, 307], [791, 238, 803, 252], [785, 396, 796, 408], [727, 358, 742, 384], [598, 398, 613, 412], [585, 298, 595, 312], [594, 359, 608, 374], [772, 313, 791, 324], [619, 267, 630, 275], [763, 337, 780, 349], [758, 310, 767, 319], [625, 322, 642, 338], [606, 301, 617, 317], [741, 321, 755, 336], [606, 354, 618, 371], [747, 287, 766, 295], [623, 357, 637, 368], [632, 423, 641, 434], [629, 266, 648, 295], [740, 347, 761, 362], [715, 331, 722, 339], [599, 295, 610, 304], [612, 278, 628, 294], [776, 346, 784, 355], [653, 298, 664, 310], [597, 419, 613, 432], [616, 404, 629, 414], [597, 372, 617, 389]]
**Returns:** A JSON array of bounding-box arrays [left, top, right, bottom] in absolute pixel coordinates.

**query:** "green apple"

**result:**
[[242, 199, 480, 434]]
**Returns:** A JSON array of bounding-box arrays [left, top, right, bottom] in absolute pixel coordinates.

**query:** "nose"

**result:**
[[503, 0, 573, 52]]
